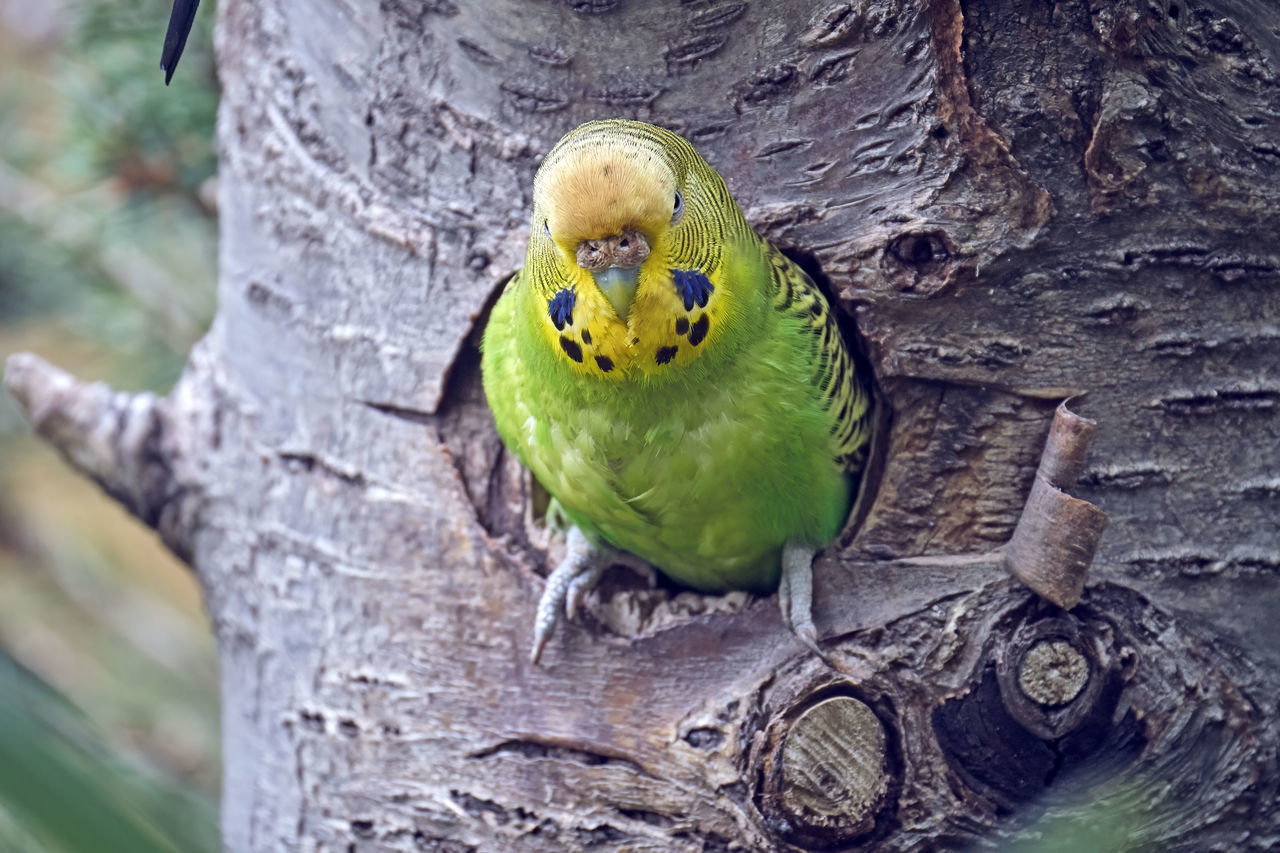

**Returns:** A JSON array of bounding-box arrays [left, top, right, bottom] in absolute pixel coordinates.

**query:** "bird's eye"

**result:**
[[671, 191, 685, 225], [544, 220, 552, 239]]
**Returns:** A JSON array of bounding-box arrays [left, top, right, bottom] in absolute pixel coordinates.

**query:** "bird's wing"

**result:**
[[765, 243, 872, 472]]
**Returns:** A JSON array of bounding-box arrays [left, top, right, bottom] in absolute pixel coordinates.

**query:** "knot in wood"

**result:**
[[887, 231, 948, 266], [772, 697, 889, 845], [992, 615, 1112, 742], [881, 229, 957, 295], [1018, 639, 1089, 706]]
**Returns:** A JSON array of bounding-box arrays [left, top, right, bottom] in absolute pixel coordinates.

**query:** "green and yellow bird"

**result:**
[[481, 120, 871, 663]]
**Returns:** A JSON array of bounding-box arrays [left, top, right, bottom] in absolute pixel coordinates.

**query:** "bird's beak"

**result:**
[[576, 229, 651, 320], [591, 267, 640, 320]]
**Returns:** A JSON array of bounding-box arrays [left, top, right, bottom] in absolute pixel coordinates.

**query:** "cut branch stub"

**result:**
[[3, 352, 195, 561], [993, 615, 1111, 742], [756, 688, 895, 849], [1017, 639, 1088, 706], [1004, 401, 1109, 608], [934, 608, 1136, 808]]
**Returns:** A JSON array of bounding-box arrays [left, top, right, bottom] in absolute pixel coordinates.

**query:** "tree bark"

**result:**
[[6, 0, 1279, 849]]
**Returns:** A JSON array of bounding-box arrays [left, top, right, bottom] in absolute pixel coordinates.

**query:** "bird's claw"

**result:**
[[530, 526, 611, 665], [780, 542, 824, 658], [533, 534, 827, 664], [566, 564, 607, 621]]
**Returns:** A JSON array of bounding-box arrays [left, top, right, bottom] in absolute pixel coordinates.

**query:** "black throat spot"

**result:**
[[688, 314, 710, 346], [560, 335, 584, 363]]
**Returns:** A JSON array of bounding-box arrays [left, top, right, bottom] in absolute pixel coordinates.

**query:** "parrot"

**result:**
[[160, 0, 200, 85], [480, 120, 872, 664]]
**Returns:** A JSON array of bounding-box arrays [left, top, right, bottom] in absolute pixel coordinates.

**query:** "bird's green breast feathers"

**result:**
[[480, 120, 869, 593], [482, 238, 856, 593]]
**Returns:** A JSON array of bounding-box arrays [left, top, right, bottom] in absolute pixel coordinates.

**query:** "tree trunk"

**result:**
[[6, 0, 1278, 849]]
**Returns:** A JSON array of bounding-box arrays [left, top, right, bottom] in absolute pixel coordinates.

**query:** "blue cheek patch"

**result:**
[[672, 269, 714, 311], [548, 288, 576, 330]]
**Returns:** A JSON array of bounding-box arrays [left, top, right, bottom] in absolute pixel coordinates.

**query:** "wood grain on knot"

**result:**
[[758, 695, 891, 848], [1017, 639, 1089, 706], [1004, 401, 1109, 608], [782, 697, 888, 821]]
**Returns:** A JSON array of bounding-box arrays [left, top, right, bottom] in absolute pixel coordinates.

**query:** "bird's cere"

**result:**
[[576, 229, 651, 272]]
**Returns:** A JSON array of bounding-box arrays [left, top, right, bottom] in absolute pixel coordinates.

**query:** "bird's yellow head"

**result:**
[[523, 120, 754, 378]]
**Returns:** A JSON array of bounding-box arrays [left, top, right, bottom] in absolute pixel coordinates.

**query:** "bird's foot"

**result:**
[[779, 542, 824, 658], [531, 525, 614, 665]]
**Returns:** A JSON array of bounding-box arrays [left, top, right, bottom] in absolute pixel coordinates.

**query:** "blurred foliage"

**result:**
[[979, 766, 1158, 853], [0, 0, 218, 376], [0, 0, 221, 849], [0, 654, 218, 853]]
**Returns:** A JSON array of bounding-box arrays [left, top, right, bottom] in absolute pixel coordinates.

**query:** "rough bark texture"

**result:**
[[6, 0, 1279, 850]]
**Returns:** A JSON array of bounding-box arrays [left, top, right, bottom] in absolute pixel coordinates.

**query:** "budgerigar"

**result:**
[[481, 120, 872, 663]]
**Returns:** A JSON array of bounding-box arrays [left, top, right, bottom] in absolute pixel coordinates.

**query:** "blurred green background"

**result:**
[[0, 0, 220, 850]]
